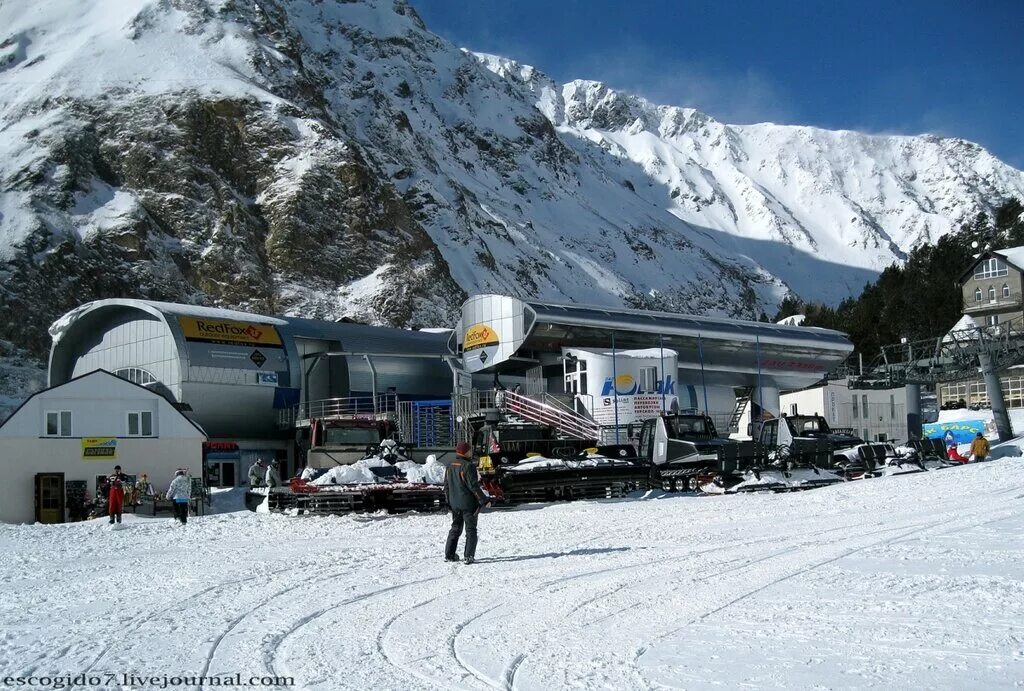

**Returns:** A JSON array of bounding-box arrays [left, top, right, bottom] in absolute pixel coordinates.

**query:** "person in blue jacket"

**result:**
[[167, 469, 192, 525]]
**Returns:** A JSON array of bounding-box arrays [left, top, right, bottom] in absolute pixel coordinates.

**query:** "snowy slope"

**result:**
[[1, 0, 1023, 373], [2, 458, 1024, 688], [477, 53, 1024, 302]]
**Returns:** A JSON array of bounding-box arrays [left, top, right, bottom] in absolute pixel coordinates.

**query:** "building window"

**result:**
[[852, 394, 859, 419], [862, 395, 869, 419], [988, 286, 996, 301], [127, 411, 154, 437], [44, 410, 72, 437], [1003, 284, 1011, 298], [890, 394, 895, 419], [115, 367, 158, 386], [789, 403, 799, 416], [640, 366, 657, 393], [974, 257, 1008, 279], [975, 288, 983, 302], [987, 314, 1000, 326]]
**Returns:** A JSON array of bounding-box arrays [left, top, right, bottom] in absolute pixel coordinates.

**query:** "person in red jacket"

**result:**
[[107, 465, 128, 524]]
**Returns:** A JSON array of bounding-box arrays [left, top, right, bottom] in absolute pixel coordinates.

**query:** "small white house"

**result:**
[[0, 369, 207, 524]]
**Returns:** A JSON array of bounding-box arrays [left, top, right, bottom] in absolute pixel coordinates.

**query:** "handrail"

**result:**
[[500, 390, 601, 441], [280, 393, 399, 427]]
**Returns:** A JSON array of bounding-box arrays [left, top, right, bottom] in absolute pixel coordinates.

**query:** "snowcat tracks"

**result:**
[[495, 462, 652, 504], [266, 485, 446, 515]]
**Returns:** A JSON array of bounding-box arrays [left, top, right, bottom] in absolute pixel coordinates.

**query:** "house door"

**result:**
[[207, 461, 237, 487], [34, 473, 65, 524]]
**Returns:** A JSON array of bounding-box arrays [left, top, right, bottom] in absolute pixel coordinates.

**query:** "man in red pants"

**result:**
[[107, 465, 128, 524]]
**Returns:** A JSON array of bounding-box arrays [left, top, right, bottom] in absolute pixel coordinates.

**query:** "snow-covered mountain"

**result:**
[[2, 0, 1023, 365]]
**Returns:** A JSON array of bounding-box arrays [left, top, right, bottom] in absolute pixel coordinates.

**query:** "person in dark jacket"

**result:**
[[444, 442, 488, 564]]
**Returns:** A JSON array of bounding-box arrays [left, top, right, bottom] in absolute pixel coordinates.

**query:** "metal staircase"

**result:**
[[726, 387, 754, 433], [500, 390, 602, 441]]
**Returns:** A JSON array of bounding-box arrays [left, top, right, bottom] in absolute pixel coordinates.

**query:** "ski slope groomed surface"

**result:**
[[3, 459, 1024, 690]]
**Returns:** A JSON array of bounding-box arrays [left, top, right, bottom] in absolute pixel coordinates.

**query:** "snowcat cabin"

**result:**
[[638, 414, 731, 467], [663, 413, 718, 441], [306, 419, 396, 468], [786, 415, 831, 438]]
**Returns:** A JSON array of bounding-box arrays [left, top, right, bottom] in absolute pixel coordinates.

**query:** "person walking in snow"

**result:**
[[107, 465, 128, 524], [248, 459, 266, 487], [265, 459, 282, 488], [167, 469, 192, 525], [970, 432, 990, 462], [444, 442, 489, 564]]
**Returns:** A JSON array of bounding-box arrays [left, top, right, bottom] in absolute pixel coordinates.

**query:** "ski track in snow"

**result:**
[[2, 461, 1024, 689]]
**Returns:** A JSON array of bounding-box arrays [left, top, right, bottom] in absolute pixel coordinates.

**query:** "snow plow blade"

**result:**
[[703, 439, 845, 494]]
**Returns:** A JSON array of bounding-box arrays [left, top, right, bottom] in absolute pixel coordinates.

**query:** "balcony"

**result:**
[[963, 291, 1023, 314]]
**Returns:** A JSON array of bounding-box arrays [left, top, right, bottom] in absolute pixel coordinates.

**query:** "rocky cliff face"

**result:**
[[1, 0, 1023, 383]]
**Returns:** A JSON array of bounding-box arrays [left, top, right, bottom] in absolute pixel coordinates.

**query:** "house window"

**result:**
[[1003, 284, 1011, 298], [974, 257, 1008, 279], [789, 403, 799, 416], [861, 395, 869, 419], [975, 288, 983, 302], [890, 394, 895, 419], [986, 314, 1000, 326], [639, 366, 657, 393], [44, 410, 72, 437], [127, 411, 154, 437], [988, 286, 996, 301], [852, 394, 859, 419]]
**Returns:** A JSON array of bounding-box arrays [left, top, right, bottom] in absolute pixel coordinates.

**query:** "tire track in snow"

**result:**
[[461, 525, 872, 690], [198, 563, 364, 688], [265, 575, 444, 685], [624, 495, 1024, 688], [499, 521, 903, 689], [83, 571, 265, 676]]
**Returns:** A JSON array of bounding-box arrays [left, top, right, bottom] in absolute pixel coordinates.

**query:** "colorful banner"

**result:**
[[82, 437, 117, 460], [178, 317, 282, 347], [922, 420, 986, 445]]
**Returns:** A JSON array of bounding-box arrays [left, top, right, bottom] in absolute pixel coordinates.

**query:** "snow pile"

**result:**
[[396, 455, 446, 485], [311, 461, 382, 486]]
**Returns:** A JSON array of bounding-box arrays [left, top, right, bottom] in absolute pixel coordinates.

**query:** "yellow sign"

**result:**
[[82, 437, 117, 460], [464, 324, 499, 352], [178, 317, 282, 347]]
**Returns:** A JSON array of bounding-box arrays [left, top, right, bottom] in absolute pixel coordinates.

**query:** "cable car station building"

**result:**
[[45, 294, 854, 486]]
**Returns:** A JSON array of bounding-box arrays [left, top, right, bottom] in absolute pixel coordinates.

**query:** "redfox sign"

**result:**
[[178, 317, 283, 347], [464, 324, 499, 351], [463, 323, 501, 369]]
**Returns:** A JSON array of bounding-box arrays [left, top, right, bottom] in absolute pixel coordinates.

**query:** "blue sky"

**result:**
[[410, 0, 1024, 169]]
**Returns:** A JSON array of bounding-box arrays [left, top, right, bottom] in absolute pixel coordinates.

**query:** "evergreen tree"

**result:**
[[798, 198, 1023, 358]]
